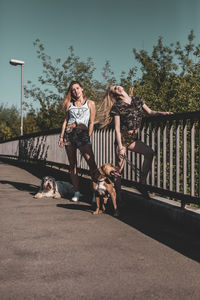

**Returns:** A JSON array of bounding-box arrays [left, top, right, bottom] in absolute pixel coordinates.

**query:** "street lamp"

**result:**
[[10, 59, 25, 136]]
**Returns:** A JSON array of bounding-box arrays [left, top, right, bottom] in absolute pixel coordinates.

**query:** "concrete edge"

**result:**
[[121, 188, 200, 233]]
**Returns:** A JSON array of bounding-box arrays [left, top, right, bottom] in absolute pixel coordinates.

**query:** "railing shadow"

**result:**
[[57, 203, 93, 213], [0, 180, 38, 196], [19, 136, 49, 161], [0, 157, 70, 182]]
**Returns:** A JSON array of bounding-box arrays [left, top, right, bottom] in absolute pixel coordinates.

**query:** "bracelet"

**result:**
[[118, 148, 124, 152], [59, 136, 63, 139]]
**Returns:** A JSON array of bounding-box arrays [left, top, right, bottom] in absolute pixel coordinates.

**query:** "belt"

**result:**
[[67, 123, 88, 131]]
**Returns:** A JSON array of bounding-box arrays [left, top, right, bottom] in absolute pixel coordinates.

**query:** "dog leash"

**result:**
[[119, 154, 141, 176]]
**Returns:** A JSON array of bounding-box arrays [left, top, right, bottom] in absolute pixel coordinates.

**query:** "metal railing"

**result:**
[[0, 112, 200, 205]]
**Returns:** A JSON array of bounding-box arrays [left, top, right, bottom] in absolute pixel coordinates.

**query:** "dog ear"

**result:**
[[38, 177, 45, 192], [52, 179, 56, 193], [101, 164, 110, 176], [41, 177, 45, 186], [92, 169, 101, 182], [99, 165, 106, 175]]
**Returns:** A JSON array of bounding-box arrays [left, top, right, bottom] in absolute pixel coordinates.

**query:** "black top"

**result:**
[[110, 96, 144, 132]]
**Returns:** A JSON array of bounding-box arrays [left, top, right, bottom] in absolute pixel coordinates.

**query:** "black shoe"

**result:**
[[136, 183, 150, 199], [113, 208, 120, 217]]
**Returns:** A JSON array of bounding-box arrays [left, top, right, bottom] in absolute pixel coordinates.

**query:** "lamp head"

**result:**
[[10, 59, 24, 66]]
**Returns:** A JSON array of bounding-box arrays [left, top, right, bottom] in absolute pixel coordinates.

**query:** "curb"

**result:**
[[121, 188, 200, 233]]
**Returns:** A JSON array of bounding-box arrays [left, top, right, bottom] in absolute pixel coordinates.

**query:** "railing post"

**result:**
[[163, 124, 167, 189], [151, 122, 155, 186], [199, 121, 200, 198], [176, 120, 180, 193], [190, 120, 195, 196], [157, 125, 161, 188], [169, 121, 173, 191], [183, 120, 187, 194]]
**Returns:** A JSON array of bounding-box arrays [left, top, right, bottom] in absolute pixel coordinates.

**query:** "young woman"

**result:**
[[58, 81, 97, 202], [97, 85, 172, 198]]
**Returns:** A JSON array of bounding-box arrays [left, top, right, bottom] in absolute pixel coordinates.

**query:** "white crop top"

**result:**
[[68, 100, 90, 127]]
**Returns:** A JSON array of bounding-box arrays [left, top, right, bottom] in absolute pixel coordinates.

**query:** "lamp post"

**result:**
[[10, 59, 25, 136]]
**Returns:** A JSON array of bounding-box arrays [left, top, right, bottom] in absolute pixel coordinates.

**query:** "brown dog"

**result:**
[[92, 163, 121, 217]]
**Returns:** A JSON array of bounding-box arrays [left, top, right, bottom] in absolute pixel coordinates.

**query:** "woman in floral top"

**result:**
[[97, 85, 172, 198]]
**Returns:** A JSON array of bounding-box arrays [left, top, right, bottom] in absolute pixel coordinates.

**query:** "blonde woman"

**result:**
[[59, 81, 97, 202], [97, 85, 172, 198]]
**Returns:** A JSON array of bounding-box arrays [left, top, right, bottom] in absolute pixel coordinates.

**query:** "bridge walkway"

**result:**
[[0, 160, 200, 299]]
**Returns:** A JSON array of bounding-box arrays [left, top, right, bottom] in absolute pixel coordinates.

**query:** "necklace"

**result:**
[[73, 99, 85, 107]]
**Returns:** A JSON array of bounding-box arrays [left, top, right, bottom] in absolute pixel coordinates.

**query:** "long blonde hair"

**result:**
[[96, 86, 117, 129], [62, 81, 87, 111]]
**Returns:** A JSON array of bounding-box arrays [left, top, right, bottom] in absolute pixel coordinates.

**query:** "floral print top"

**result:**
[[110, 96, 144, 132]]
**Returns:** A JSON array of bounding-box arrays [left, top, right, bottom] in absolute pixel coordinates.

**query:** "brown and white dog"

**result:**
[[92, 163, 121, 217]]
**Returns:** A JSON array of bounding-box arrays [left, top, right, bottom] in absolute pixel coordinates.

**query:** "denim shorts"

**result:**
[[63, 128, 91, 148]]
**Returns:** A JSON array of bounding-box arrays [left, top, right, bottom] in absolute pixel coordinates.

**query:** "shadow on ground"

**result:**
[[1, 158, 200, 263], [118, 201, 200, 263], [57, 203, 93, 213], [0, 180, 38, 195]]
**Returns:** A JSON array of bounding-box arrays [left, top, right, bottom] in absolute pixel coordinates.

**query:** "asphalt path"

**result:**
[[0, 160, 200, 299]]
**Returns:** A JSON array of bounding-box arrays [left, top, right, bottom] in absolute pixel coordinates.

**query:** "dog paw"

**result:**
[[34, 194, 42, 199], [54, 193, 61, 199]]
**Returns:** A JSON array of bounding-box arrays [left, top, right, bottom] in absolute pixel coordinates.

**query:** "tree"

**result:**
[[23, 110, 40, 134], [0, 122, 12, 141], [0, 104, 20, 140], [131, 30, 200, 112]]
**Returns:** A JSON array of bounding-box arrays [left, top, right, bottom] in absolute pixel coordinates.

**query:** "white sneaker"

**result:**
[[71, 191, 81, 202]]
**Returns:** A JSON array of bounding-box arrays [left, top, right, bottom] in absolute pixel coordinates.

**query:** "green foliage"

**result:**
[[0, 122, 12, 141], [0, 105, 42, 140], [23, 111, 40, 134], [0, 104, 20, 140], [131, 30, 200, 113]]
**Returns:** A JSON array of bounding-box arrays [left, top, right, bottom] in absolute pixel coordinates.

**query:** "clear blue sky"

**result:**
[[1, 0, 200, 110]]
